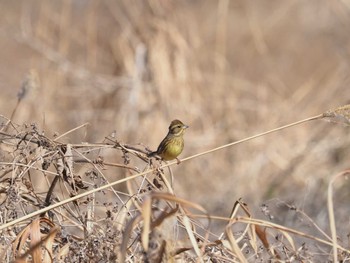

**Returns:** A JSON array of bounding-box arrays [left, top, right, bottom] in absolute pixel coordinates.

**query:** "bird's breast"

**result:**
[[161, 137, 184, 160]]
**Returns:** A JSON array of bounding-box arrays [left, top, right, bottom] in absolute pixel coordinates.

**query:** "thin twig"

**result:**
[[54, 123, 90, 141], [0, 114, 323, 231]]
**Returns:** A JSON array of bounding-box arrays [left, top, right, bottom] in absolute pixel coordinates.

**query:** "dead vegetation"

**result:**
[[1, 0, 350, 262], [1, 105, 350, 262]]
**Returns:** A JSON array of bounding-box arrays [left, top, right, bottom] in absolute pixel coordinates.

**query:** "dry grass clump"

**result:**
[[1, 1, 350, 262], [1, 105, 350, 262]]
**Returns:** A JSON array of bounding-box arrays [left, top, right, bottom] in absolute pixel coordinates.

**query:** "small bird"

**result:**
[[149, 119, 189, 162]]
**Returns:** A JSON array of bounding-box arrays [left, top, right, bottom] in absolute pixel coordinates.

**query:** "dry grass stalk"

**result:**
[[322, 104, 350, 125], [1, 103, 350, 261]]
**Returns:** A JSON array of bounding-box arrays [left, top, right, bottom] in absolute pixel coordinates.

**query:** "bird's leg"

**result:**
[[176, 158, 181, 165]]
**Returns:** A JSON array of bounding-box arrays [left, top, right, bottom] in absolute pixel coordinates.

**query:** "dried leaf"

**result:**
[[13, 218, 58, 262], [182, 215, 202, 259], [225, 224, 247, 262], [65, 144, 74, 177], [141, 197, 152, 252]]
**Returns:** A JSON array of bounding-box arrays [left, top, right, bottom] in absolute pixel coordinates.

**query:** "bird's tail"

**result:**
[[147, 151, 157, 158]]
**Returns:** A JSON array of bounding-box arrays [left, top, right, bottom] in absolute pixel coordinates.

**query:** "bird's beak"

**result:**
[[184, 125, 189, 129]]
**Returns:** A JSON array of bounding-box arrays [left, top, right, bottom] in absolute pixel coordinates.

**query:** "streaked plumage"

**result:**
[[149, 119, 189, 161]]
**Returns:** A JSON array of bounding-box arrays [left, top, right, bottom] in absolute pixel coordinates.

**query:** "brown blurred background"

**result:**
[[1, 0, 350, 233]]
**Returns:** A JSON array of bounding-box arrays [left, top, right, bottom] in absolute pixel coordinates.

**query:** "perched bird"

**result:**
[[149, 119, 189, 162]]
